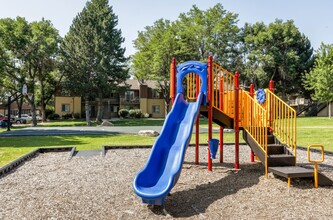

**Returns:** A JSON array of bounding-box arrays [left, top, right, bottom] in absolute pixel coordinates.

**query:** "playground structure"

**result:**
[[133, 57, 333, 205]]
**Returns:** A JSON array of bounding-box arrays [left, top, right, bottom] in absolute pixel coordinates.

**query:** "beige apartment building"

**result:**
[[54, 79, 166, 118]]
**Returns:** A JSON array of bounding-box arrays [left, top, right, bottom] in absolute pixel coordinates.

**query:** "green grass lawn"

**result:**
[[296, 117, 333, 150], [4, 117, 207, 128], [111, 118, 165, 126], [297, 116, 333, 127], [37, 119, 94, 127], [0, 132, 235, 167], [10, 118, 165, 127], [1, 116, 333, 168]]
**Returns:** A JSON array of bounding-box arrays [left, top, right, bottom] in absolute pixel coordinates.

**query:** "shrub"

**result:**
[[47, 113, 60, 120], [118, 109, 129, 118], [143, 113, 150, 118], [81, 110, 86, 118], [134, 109, 142, 118], [45, 109, 54, 119], [62, 113, 72, 119], [128, 109, 136, 118], [73, 113, 81, 119]]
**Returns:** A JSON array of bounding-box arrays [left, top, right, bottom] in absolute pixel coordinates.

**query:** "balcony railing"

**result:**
[[120, 97, 140, 104]]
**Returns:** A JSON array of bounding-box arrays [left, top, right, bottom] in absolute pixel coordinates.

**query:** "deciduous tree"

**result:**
[[303, 43, 333, 118], [132, 4, 241, 113], [242, 20, 313, 97]]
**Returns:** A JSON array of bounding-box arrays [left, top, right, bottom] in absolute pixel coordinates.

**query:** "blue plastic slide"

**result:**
[[133, 92, 203, 205]]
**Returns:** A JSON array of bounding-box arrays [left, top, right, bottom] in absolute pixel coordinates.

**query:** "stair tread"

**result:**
[[267, 144, 284, 146], [269, 154, 294, 158], [269, 166, 314, 178]]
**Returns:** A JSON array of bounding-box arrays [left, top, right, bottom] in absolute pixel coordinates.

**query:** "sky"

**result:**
[[1, 0, 333, 57]]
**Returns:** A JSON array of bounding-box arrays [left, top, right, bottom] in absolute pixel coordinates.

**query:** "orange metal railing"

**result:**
[[265, 89, 297, 156], [212, 62, 235, 117], [210, 62, 270, 174]]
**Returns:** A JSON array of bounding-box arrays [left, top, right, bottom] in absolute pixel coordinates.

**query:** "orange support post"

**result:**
[[170, 58, 176, 106], [207, 56, 213, 171], [234, 71, 240, 169], [269, 80, 274, 131], [249, 84, 255, 163], [195, 74, 200, 165], [219, 75, 224, 163]]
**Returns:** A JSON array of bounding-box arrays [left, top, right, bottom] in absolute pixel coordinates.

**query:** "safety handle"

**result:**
[[307, 144, 324, 163], [307, 144, 325, 188]]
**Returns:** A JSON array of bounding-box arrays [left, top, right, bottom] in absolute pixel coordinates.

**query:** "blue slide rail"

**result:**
[[133, 92, 203, 205]]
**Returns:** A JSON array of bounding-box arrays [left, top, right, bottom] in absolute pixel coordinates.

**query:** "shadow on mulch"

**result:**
[[148, 163, 263, 218]]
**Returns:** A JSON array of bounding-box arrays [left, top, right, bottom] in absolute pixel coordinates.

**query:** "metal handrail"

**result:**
[[240, 90, 268, 175], [265, 89, 297, 157]]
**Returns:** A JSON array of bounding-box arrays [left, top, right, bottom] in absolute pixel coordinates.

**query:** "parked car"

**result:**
[[0, 119, 12, 128], [36, 115, 42, 121], [15, 114, 32, 124], [0, 113, 5, 121]]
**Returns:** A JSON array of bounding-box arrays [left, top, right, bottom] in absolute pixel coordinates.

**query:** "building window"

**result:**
[[152, 105, 160, 113], [62, 104, 70, 112], [152, 90, 160, 99], [125, 91, 134, 101], [110, 90, 118, 98]]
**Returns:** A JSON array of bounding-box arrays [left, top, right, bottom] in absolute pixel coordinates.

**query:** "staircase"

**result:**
[[243, 130, 295, 167], [207, 62, 298, 177], [305, 102, 327, 116]]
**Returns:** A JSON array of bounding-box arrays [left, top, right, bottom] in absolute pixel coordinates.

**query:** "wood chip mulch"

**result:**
[[0, 145, 332, 219]]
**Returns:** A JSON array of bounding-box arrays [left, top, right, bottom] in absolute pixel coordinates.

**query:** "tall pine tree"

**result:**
[[61, 0, 128, 124]]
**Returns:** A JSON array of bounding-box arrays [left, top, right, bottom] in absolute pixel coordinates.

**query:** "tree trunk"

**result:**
[[85, 98, 91, 126], [31, 94, 37, 127], [165, 101, 170, 116], [16, 97, 23, 117], [39, 69, 47, 122], [42, 103, 47, 122], [96, 92, 103, 122], [329, 102, 331, 119]]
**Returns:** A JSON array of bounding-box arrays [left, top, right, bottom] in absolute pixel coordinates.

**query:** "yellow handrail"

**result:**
[[212, 62, 235, 117], [265, 89, 297, 157], [240, 90, 268, 175]]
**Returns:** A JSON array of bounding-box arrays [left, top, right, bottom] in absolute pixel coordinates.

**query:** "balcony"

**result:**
[[120, 96, 140, 104]]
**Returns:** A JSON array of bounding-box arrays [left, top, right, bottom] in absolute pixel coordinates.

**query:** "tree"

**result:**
[[132, 19, 177, 113], [175, 4, 241, 68], [0, 17, 61, 125], [29, 19, 62, 123], [0, 17, 30, 118], [132, 4, 241, 113], [303, 43, 333, 118], [242, 20, 313, 97], [61, 0, 128, 124]]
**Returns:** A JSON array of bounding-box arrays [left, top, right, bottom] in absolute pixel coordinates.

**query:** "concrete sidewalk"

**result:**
[[0, 126, 225, 136]]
